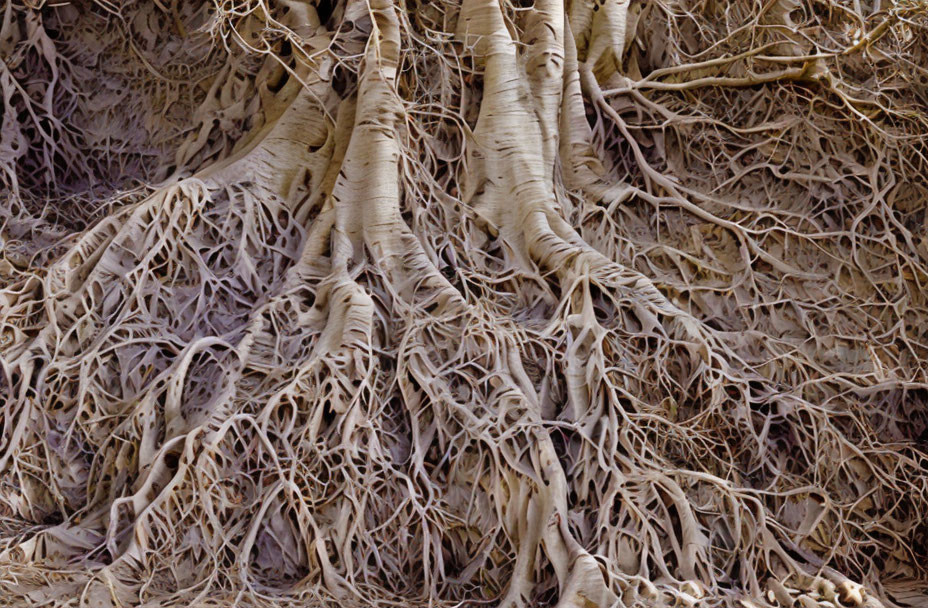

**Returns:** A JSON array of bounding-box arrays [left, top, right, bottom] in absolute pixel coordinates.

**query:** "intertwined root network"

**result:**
[[1, 0, 928, 606]]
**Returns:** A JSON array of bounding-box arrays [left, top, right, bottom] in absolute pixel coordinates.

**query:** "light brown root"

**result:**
[[2, 0, 928, 607]]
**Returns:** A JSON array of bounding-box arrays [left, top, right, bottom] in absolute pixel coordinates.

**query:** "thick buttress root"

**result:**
[[1, 0, 928, 607]]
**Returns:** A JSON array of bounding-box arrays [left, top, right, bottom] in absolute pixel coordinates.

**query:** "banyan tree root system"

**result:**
[[1, 0, 928, 606]]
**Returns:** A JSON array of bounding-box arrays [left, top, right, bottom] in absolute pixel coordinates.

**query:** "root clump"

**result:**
[[1, 0, 928, 607]]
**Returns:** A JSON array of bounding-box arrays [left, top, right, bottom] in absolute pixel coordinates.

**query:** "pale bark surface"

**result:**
[[1, 1, 927, 607]]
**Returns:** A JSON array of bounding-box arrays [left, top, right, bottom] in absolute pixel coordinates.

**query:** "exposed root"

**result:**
[[2, 0, 928, 607]]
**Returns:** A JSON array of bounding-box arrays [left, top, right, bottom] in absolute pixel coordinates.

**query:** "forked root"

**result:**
[[1, 0, 927, 607]]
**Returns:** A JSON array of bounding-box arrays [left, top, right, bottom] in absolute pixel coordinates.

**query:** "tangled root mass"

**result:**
[[1, 0, 928, 606]]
